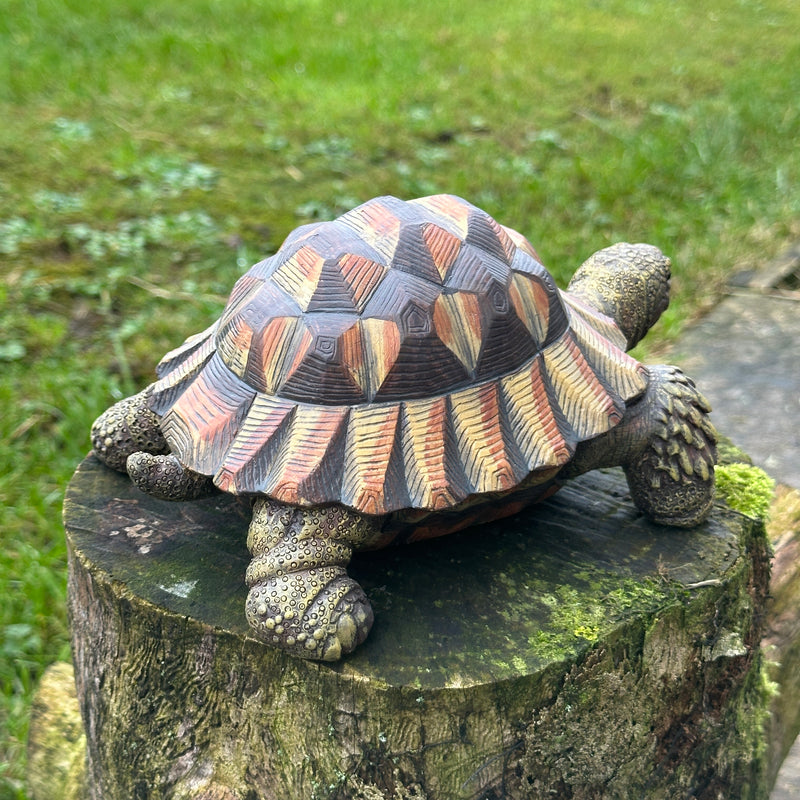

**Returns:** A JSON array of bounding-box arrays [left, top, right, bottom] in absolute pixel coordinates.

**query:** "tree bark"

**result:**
[[45, 455, 778, 799]]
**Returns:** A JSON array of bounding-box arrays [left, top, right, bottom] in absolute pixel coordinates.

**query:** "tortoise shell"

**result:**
[[148, 195, 646, 516]]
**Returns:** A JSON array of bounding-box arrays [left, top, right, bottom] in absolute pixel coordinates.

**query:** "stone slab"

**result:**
[[675, 292, 800, 488]]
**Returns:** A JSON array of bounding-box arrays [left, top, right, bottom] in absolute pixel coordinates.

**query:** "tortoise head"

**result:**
[[566, 242, 671, 350]]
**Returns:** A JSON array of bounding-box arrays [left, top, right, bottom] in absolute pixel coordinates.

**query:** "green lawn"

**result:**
[[1, 0, 799, 795]]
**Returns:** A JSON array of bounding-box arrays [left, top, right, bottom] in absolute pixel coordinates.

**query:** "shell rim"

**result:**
[[147, 294, 647, 516]]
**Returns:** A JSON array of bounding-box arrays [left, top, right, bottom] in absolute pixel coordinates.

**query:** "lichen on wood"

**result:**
[[26, 661, 86, 800]]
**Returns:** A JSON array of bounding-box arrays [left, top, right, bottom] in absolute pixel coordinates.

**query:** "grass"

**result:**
[[1, 0, 799, 795]]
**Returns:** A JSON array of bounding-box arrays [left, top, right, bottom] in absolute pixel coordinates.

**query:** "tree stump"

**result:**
[[52, 455, 775, 799]]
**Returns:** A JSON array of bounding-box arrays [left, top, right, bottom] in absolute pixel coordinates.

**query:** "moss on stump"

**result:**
[[26, 661, 86, 800], [33, 455, 779, 799]]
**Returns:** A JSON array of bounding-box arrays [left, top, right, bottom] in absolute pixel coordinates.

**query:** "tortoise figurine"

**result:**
[[91, 194, 717, 661]]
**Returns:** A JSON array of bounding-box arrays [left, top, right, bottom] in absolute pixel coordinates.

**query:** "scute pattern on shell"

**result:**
[[148, 195, 647, 516]]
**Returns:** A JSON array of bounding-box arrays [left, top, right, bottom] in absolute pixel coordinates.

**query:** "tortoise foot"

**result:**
[[246, 571, 373, 661], [126, 452, 215, 501], [244, 499, 381, 660], [625, 365, 717, 527], [91, 386, 168, 471]]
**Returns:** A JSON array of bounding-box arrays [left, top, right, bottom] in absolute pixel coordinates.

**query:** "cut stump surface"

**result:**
[[58, 455, 771, 799]]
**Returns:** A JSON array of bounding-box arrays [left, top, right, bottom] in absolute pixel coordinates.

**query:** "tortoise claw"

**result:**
[[246, 572, 373, 661]]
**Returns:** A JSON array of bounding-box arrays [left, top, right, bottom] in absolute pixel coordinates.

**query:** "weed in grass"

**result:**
[[0, 342, 26, 363], [64, 210, 220, 261], [0, 219, 39, 256], [49, 118, 92, 142], [112, 154, 219, 197], [301, 135, 355, 170], [31, 191, 84, 215]]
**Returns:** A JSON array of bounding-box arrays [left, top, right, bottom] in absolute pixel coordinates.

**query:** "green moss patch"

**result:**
[[715, 462, 775, 521]]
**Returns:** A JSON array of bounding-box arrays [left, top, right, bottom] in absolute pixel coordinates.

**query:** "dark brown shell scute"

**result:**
[[148, 195, 647, 515]]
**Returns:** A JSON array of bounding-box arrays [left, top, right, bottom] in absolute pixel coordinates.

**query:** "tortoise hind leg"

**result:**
[[623, 365, 717, 527], [91, 384, 214, 501], [91, 385, 168, 471], [245, 500, 381, 661]]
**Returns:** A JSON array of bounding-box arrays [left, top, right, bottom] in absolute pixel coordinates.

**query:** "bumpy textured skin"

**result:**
[[127, 452, 215, 501], [567, 242, 671, 349], [90, 194, 717, 661], [245, 502, 379, 660], [90, 387, 169, 471], [623, 366, 717, 526]]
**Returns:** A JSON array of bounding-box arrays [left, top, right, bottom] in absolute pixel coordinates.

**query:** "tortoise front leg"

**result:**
[[126, 452, 216, 501], [566, 365, 717, 527], [245, 500, 381, 661]]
